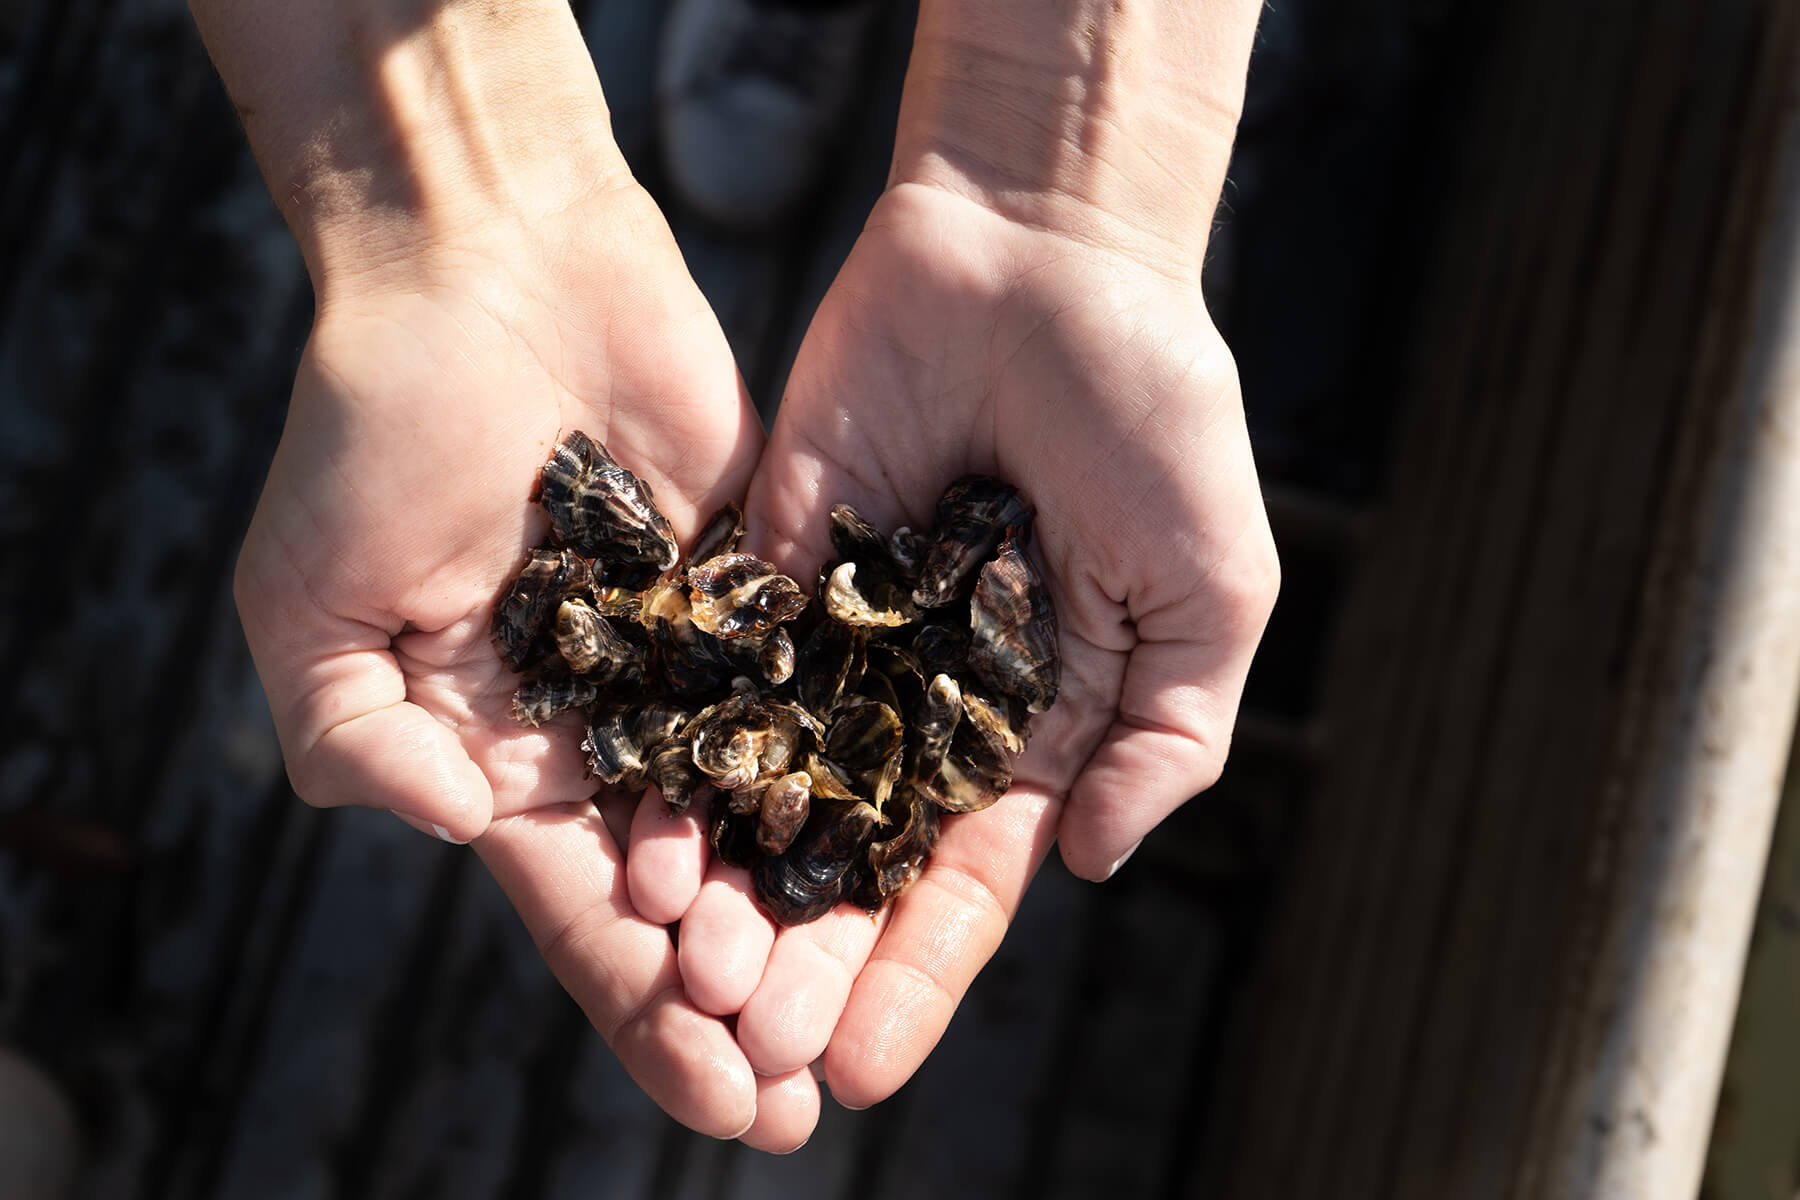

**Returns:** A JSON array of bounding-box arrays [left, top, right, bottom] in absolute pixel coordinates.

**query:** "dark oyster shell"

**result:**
[[755, 770, 812, 855], [687, 502, 745, 566], [757, 627, 797, 685], [856, 783, 941, 909], [592, 585, 644, 620], [583, 702, 686, 788], [493, 547, 589, 672], [823, 561, 915, 628], [688, 554, 808, 640], [554, 597, 644, 683], [889, 526, 930, 579], [752, 801, 881, 926], [512, 674, 599, 727], [641, 580, 737, 697], [829, 503, 918, 584], [911, 620, 970, 676], [825, 698, 904, 772], [539, 431, 679, 570], [917, 722, 1013, 814], [689, 693, 776, 790], [796, 618, 865, 720], [711, 803, 762, 870], [756, 700, 822, 779], [912, 476, 1034, 608], [962, 688, 1028, 756], [965, 529, 1059, 713], [647, 735, 711, 815], [909, 673, 964, 785]]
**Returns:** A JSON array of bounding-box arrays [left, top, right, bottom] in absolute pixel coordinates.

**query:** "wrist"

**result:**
[[890, 0, 1260, 266], [191, 0, 629, 292]]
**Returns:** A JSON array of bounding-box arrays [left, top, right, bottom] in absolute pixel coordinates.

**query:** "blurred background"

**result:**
[[0, 0, 1796, 1197]]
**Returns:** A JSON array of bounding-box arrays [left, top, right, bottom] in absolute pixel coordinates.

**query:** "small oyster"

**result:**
[[829, 503, 916, 583], [554, 597, 644, 682], [856, 783, 940, 909], [756, 770, 812, 855], [513, 674, 599, 727], [583, 702, 686, 788], [796, 617, 865, 719], [757, 627, 797, 685], [493, 547, 589, 672], [689, 693, 776, 790], [688, 554, 808, 640], [917, 736, 1012, 813], [889, 526, 930, 579], [641, 580, 736, 696], [687, 502, 745, 567], [752, 800, 881, 926], [965, 529, 1060, 713], [539, 431, 679, 570], [823, 562, 914, 628], [912, 476, 1034, 608], [647, 735, 711, 815], [909, 673, 964, 785]]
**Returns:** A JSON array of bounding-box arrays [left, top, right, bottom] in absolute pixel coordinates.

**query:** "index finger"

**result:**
[[474, 801, 757, 1137], [820, 785, 1060, 1108]]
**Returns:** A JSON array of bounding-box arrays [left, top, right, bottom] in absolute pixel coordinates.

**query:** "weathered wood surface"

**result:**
[[0, 0, 1467, 1195], [1705, 731, 1800, 1200], [1203, 1, 1800, 1198]]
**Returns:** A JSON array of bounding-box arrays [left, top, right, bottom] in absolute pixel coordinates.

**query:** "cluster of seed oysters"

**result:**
[[493, 432, 1059, 926]]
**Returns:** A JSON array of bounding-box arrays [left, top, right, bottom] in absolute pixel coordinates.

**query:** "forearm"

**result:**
[[891, 0, 1261, 261], [189, 0, 627, 289]]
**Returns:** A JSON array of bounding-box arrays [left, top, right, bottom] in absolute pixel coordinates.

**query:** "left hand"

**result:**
[[644, 178, 1279, 1113]]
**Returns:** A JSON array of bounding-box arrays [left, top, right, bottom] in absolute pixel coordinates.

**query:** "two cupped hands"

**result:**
[[224, 0, 1275, 1155]]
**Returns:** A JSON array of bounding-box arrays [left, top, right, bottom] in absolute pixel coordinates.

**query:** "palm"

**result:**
[[674, 183, 1276, 1108], [248, 270, 754, 818], [763, 182, 1272, 842]]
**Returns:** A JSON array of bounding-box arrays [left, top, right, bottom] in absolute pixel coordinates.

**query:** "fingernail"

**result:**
[[721, 1109, 758, 1141], [395, 812, 470, 845], [1105, 839, 1144, 880]]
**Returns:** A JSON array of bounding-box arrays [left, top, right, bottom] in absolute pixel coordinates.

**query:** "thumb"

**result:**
[[1057, 535, 1278, 881], [234, 551, 494, 845]]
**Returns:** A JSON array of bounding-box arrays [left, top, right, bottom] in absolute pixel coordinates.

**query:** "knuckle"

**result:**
[[1214, 529, 1281, 633], [283, 758, 324, 807], [275, 724, 318, 803], [1189, 739, 1229, 796]]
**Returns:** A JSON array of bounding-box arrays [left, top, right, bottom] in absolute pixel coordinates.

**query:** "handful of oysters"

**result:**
[[493, 432, 1059, 926]]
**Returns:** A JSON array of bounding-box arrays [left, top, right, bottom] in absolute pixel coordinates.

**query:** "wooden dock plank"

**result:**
[[580, 0, 666, 172], [542, 1031, 687, 1200], [1035, 864, 1228, 1200], [347, 865, 615, 1200], [753, 0, 914, 417], [1207, 0, 1795, 1196], [723, 1096, 866, 1200], [79, 597, 291, 1199], [864, 859, 1090, 1200], [205, 810, 453, 1199]]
